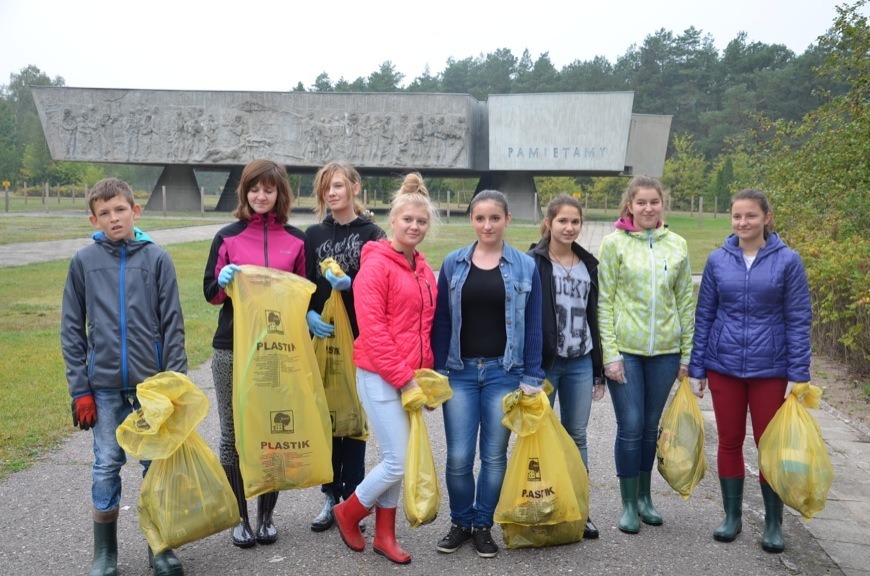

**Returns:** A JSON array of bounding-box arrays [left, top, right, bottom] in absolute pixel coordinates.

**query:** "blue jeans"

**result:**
[[546, 354, 594, 469], [354, 368, 409, 509], [92, 390, 150, 511], [607, 352, 680, 478], [442, 357, 520, 528]]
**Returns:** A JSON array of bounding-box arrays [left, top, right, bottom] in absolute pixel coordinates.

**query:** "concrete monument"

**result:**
[[32, 87, 670, 218]]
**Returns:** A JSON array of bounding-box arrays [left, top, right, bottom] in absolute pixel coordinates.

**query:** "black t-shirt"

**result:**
[[460, 262, 506, 358]]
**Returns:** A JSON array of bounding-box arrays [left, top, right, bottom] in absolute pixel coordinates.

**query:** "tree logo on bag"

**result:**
[[527, 457, 541, 481], [266, 310, 284, 334], [271, 410, 294, 434]]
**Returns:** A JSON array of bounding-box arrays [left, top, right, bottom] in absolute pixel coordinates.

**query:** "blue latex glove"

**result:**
[[325, 269, 352, 291], [306, 310, 334, 338], [218, 264, 241, 289]]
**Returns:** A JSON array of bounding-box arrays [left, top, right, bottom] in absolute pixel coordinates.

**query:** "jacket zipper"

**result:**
[[647, 232, 657, 355], [263, 218, 270, 267], [415, 270, 426, 369], [742, 256, 751, 376], [120, 244, 129, 389]]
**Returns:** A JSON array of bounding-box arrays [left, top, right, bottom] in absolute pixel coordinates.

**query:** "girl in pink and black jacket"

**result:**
[[202, 159, 307, 550], [332, 173, 438, 566]]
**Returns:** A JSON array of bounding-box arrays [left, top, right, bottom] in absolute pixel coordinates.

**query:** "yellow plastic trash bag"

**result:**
[[227, 265, 333, 498], [138, 430, 240, 554], [758, 383, 833, 520], [414, 369, 453, 408], [657, 377, 707, 498], [402, 370, 452, 528], [116, 371, 210, 461], [115, 372, 239, 554], [495, 390, 589, 548], [313, 280, 366, 437]]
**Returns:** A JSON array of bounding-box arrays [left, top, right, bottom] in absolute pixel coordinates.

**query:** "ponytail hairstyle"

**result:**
[[389, 172, 440, 235], [618, 175, 665, 221], [732, 189, 775, 238], [233, 159, 293, 223], [540, 193, 583, 238], [312, 161, 366, 220]]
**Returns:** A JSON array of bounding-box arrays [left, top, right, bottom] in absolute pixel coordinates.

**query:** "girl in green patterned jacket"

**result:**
[[597, 175, 695, 535]]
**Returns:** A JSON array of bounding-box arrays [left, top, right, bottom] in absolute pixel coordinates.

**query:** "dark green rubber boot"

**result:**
[[713, 477, 744, 542], [760, 483, 784, 553], [148, 547, 184, 575], [637, 471, 663, 526], [89, 507, 119, 576], [618, 477, 640, 534]]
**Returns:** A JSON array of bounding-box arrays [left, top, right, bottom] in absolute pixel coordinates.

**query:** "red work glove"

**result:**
[[72, 394, 97, 431]]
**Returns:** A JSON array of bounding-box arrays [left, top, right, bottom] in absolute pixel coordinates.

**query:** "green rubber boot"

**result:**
[[90, 507, 119, 576], [148, 547, 184, 576], [618, 477, 640, 534], [637, 471, 663, 526], [760, 483, 784, 553], [713, 477, 744, 542]]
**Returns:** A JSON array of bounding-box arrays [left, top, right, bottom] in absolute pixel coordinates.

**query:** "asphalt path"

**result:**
[[0, 218, 866, 575]]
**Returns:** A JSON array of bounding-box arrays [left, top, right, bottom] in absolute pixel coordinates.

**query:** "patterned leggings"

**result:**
[[211, 348, 239, 466]]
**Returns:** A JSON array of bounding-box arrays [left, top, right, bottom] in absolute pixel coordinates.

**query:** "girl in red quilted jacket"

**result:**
[[332, 172, 438, 565]]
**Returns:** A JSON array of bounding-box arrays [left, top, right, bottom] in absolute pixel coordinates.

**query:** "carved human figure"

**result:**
[[62, 108, 79, 156], [124, 109, 140, 159]]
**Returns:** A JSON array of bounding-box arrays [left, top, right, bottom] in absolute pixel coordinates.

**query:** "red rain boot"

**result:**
[[333, 492, 370, 551], [372, 507, 411, 565]]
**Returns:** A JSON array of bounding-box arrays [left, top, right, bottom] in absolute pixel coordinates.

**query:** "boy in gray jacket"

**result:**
[[61, 178, 187, 576]]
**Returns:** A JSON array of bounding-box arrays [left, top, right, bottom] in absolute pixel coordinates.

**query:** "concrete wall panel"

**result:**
[[487, 92, 634, 172], [31, 87, 482, 171]]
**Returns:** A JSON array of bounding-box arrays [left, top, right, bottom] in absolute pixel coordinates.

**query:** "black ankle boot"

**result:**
[[256, 491, 279, 544], [148, 547, 184, 576], [222, 463, 255, 548], [90, 507, 118, 576], [311, 492, 339, 532]]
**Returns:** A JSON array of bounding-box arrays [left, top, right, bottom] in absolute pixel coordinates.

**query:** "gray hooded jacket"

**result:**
[[61, 229, 187, 399]]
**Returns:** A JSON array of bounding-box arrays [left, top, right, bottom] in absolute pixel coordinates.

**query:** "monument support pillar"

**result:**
[[215, 167, 244, 212], [145, 166, 201, 212], [473, 171, 540, 221]]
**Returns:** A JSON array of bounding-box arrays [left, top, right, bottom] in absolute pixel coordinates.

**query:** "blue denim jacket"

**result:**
[[432, 241, 545, 386]]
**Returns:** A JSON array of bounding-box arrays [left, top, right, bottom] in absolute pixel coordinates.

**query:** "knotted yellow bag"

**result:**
[[312, 260, 366, 438], [402, 369, 452, 528], [657, 377, 707, 498], [116, 372, 239, 554], [758, 383, 833, 520], [495, 389, 589, 548]]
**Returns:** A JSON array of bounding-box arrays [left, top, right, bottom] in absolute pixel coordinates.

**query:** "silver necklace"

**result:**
[[549, 249, 577, 279]]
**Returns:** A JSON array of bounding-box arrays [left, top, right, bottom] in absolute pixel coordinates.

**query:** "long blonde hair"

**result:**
[[312, 162, 366, 220]]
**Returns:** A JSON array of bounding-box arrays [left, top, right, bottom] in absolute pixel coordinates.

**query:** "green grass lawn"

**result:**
[[0, 242, 218, 479], [0, 214, 730, 479]]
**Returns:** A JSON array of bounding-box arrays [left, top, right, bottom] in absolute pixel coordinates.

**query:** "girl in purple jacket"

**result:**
[[689, 189, 812, 554]]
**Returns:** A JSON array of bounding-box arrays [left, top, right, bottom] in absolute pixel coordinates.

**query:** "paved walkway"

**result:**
[[0, 220, 867, 575]]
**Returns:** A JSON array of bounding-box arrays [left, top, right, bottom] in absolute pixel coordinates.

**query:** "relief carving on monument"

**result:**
[[33, 89, 473, 169]]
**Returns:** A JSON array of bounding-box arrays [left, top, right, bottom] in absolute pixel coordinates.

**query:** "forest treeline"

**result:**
[[0, 2, 866, 375]]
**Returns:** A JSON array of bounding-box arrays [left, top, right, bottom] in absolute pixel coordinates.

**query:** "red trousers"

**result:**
[[707, 370, 787, 483]]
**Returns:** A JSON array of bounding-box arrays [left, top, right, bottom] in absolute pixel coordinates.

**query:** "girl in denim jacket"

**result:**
[[432, 189, 545, 558]]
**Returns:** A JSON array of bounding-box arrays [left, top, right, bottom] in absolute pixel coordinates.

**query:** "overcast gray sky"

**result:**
[[0, 0, 861, 92]]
